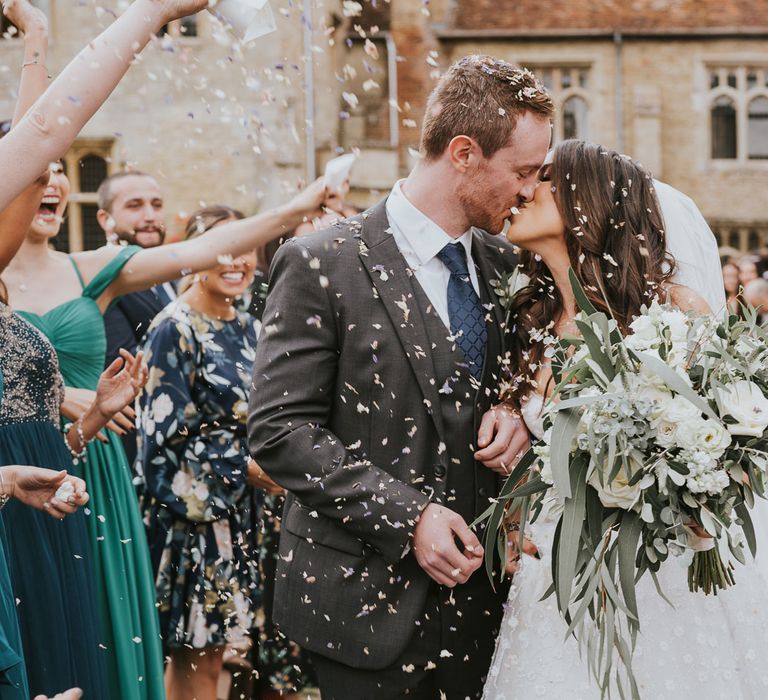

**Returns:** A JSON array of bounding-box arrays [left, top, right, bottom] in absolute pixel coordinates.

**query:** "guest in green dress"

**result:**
[[0, 301, 145, 698], [137, 206, 262, 700], [2, 167, 327, 699], [0, 455, 92, 700]]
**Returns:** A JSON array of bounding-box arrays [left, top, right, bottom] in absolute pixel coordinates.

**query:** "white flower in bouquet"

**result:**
[[677, 419, 731, 457], [588, 454, 644, 510], [626, 314, 658, 350], [716, 380, 768, 437], [660, 309, 690, 343], [684, 452, 730, 495], [651, 394, 702, 447]]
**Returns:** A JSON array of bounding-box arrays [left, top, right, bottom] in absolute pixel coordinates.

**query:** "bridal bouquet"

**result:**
[[481, 272, 768, 698]]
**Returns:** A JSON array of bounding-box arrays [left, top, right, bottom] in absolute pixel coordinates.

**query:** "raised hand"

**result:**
[[3, 465, 88, 519], [411, 503, 484, 587], [95, 349, 148, 421], [1, 0, 48, 36], [149, 0, 210, 24], [284, 177, 330, 222]]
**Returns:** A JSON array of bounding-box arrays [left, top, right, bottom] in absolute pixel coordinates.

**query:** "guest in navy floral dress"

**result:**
[[136, 206, 263, 700]]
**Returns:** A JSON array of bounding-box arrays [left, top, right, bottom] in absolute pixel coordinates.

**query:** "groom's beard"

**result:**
[[456, 181, 507, 235]]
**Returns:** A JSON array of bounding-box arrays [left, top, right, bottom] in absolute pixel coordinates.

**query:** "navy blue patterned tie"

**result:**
[[436, 242, 487, 379]]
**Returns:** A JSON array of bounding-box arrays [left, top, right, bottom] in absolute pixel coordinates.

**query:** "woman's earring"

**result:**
[[551, 185, 557, 193]]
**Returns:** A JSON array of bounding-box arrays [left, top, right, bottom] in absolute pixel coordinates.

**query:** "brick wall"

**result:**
[[454, 0, 768, 32]]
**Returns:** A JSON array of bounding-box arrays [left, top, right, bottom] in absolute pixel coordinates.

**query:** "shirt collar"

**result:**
[[387, 180, 474, 266]]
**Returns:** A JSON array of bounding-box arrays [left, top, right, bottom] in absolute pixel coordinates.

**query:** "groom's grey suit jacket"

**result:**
[[247, 200, 517, 669]]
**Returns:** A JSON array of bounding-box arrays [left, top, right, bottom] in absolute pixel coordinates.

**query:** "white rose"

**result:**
[[716, 380, 768, 437], [628, 314, 659, 350], [652, 395, 702, 447], [660, 310, 690, 343], [150, 393, 174, 424], [678, 419, 731, 457], [636, 383, 674, 413], [588, 456, 643, 510]]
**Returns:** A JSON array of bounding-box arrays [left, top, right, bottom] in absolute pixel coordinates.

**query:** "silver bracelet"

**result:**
[[64, 417, 88, 465], [0, 470, 9, 510]]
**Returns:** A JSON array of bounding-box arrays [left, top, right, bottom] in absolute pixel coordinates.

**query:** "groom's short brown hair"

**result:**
[[420, 55, 554, 160]]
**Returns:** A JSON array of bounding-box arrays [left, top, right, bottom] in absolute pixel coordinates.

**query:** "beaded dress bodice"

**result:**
[[0, 302, 64, 427]]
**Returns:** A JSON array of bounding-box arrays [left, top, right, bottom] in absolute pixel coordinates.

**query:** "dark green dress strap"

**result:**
[[67, 256, 86, 290], [81, 245, 142, 301]]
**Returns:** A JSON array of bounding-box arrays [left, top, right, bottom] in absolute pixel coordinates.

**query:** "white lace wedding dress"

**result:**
[[483, 393, 768, 700]]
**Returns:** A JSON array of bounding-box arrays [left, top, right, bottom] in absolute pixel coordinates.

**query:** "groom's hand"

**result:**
[[475, 404, 530, 475], [412, 503, 483, 588]]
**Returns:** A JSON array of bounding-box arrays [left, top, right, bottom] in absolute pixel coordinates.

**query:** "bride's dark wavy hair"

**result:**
[[506, 139, 676, 405]]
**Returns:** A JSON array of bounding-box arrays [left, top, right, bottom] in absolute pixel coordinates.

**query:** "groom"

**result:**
[[247, 55, 553, 699]]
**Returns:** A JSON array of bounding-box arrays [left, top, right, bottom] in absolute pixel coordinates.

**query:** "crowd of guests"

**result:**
[[2, 2, 767, 700], [721, 246, 768, 322], [0, 0, 329, 698]]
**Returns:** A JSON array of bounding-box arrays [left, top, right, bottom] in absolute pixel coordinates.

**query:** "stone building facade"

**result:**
[[0, 0, 323, 248], [1, 0, 766, 250], [328, 0, 768, 250]]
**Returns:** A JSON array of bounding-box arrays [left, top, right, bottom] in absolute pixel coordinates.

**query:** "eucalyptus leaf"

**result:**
[[556, 457, 589, 613], [635, 352, 720, 422], [550, 408, 581, 500]]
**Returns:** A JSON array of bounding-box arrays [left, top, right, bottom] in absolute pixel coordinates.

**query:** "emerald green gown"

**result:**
[[19, 247, 165, 700]]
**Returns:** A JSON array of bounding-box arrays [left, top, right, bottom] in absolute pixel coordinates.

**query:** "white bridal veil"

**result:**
[[654, 180, 726, 314]]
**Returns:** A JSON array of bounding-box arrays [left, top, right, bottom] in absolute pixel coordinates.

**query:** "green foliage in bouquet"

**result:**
[[478, 270, 768, 699]]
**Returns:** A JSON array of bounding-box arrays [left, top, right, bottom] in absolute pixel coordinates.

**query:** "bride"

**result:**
[[483, 139, 768, 699]]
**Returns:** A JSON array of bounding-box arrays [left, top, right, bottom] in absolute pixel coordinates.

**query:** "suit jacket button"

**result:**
[[478, 487, 488, 498], [433, 464, 446, 478]]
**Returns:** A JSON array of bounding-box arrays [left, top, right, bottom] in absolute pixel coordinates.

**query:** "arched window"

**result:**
[[562, 95, 589, 141], [61, 140, 114, 252], [711, 96, 737, 159], [748, 96, 768, 160], [79, 154, 108, 192]]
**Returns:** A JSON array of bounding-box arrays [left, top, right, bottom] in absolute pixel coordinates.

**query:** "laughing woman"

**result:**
[[1, 164, 324, 700], [137, 206, 263, 700]]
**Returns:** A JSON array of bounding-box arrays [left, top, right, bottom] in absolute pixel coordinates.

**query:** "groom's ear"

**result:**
[[447, 135, 478, 172]]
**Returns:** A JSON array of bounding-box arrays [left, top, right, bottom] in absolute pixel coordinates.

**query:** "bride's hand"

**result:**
[[475, 404, 530, 475], [505, 523, 540, 575]]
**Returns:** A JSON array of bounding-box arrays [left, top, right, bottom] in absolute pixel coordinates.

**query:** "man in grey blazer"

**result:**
[[248, 55, 554, 699]]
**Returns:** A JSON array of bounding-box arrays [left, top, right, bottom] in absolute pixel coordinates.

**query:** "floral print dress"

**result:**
[[136, 302, 261, 649]]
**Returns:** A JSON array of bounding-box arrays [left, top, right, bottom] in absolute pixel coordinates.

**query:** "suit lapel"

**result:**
[[358, 201, 447, 443], [472, 230, 518, 400]]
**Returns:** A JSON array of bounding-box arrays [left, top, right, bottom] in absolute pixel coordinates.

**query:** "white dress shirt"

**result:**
[[385, 180, 480, 329]]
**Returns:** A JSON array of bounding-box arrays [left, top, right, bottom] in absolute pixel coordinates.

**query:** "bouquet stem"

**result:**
[[688, 548, 735, 595]]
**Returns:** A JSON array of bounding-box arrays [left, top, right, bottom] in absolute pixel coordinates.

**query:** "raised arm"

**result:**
[[0, 0, 50, 272], [102, 178, 328, 301], [0, 0, 209, 212]]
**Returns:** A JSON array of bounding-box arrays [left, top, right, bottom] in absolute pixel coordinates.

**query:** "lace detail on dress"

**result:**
[[0, 303, 64, 426]]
